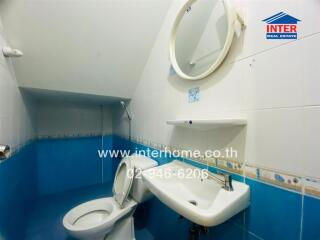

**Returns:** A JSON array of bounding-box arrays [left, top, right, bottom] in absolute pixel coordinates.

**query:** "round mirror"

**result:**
[[169, 0, 237, 80]]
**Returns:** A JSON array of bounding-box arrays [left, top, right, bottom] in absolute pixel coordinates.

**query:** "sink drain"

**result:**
[[188, 200, 197, 206]]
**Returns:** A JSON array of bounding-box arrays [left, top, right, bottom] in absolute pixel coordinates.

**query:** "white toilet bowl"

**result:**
[[63, 197, 137, 240], [62, 154, 158, 240]]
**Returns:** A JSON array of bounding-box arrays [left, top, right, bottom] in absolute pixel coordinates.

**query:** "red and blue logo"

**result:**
[[262, 12, 301, 39]]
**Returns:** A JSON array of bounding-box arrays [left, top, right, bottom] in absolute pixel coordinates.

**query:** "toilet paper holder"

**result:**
[[0, 144, 10, 161]]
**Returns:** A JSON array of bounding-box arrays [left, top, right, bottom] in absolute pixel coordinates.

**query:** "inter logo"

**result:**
[[262, 12, 301, 39]]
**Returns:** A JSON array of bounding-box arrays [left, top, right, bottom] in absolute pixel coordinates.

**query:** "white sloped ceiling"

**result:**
[[0, 0, 171, 99]]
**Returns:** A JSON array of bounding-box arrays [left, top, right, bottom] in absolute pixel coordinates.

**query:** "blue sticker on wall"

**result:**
[[188, 87, 200, 103]]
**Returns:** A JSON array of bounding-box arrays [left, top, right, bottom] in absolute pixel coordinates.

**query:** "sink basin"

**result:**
[[142, 160, 250, 226]]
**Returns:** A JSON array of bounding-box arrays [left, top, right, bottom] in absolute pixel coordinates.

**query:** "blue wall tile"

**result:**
[[2, 136, 320, 240], [112, 136, 131, 176], [0, 143, 37, 240], [206, 215, 245, 240], [102, 135, 113, 183], [36, 136, 113, 195], [145, 198, 190, 240], [245, 178, 302, 240], [302, 195, 320, 240]]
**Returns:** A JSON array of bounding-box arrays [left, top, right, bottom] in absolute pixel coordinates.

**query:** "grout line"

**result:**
[[242, 104, 320, 112], [242, 210, 246, 240], [233, 105, 320, 116], [247, 230, 265, 240], [234, 221, 264, 240], [304, 192, 320, 201], [299, 186, 305, 240], [231, 31, 320, 64]]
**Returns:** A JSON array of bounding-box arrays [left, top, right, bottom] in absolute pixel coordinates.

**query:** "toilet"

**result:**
[[63, 154, 158, 240]]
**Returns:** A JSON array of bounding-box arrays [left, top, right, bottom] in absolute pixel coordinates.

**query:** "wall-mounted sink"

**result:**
[[142, 160, 250, 226]]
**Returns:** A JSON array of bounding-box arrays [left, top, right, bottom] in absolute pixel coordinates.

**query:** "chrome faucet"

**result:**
[[205, 170, 233, 191]]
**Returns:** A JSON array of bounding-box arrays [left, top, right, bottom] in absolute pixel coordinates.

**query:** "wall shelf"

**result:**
[[166, 119, 247, 131]]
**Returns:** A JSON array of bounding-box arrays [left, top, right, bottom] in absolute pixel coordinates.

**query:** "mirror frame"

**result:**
[[169, 0, 237, 80]]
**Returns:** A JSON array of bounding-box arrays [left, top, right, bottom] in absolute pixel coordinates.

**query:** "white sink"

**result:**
[[142, 160, 250, 226]]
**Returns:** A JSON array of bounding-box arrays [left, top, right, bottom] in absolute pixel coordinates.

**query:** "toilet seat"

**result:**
[[63, 157, 137, 239], [63, 197, 137, 239], [113, 157, 134, 208]]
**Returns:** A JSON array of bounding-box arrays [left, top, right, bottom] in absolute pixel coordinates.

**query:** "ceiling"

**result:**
[[0, 0, 171, 99]]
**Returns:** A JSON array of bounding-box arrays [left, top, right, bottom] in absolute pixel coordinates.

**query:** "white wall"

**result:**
[[114, 0, 320, 179], [0, 17, 35, 152], [36, 101, 113, 138]]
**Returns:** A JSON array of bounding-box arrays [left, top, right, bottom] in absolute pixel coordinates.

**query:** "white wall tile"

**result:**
[[0, 17, 35, 149], [301, 106, 320, 178], [300, 34, 320, 106], [1, 116, 13, 148], [0, 66, 11, 117], [244, 108, 304, 175], [0, 33, 8, 67], [249, 40, 303, 109], [0, 117, 5, 145], [190, 59, 251, 113], [297, 0, 320, 38]]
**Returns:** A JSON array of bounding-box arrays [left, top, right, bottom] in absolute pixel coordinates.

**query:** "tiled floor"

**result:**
[[25, 183, 153, 240], [135, 229, 154, 240]]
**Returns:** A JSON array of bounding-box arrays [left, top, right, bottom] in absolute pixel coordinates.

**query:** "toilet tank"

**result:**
[[129, 154, 158, 203]]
